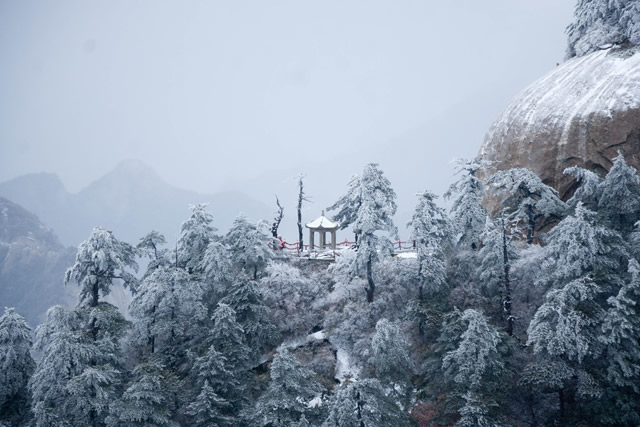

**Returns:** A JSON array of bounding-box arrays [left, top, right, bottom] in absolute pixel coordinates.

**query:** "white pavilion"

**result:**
[[305, 211, 339, 250]]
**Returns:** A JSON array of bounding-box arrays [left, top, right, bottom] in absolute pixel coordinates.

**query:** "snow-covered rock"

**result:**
[[480, 46, 640, 200]]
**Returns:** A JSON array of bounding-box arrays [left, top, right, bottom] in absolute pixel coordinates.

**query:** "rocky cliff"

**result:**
[[480, 45, 640, 200]]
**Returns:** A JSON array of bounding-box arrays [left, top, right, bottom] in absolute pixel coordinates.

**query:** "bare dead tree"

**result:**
[[297, 175, 310, 252], [271, 195, 284, 239]]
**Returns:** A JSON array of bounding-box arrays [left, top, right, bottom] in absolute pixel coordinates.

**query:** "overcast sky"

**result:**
[[1, 1, 575, 220]]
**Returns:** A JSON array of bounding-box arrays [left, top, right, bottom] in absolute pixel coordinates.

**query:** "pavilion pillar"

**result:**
[[309, 230, 314, 250], [331, 230, 336, 250], [319, 232, 326, 249]]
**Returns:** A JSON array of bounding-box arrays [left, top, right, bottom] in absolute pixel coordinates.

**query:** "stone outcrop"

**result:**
[[480, 46, 640, 200]]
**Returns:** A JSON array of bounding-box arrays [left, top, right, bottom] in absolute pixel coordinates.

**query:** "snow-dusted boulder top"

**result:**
[[480, 46, 640, 200]]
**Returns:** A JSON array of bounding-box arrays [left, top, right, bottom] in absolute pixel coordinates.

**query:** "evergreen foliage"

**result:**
[[253, 348, 323, 426], [0, 308, 35, 426], [409, 190, 452, 298], [567, 0, 640, 58], [444, 158, 488, 250], [224, 214, 274, 279], [19, 158, 640, 426]]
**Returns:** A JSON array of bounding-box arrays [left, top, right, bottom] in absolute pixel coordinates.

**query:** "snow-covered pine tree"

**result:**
[[137, 230, 170, 278], [441, 309, 504, 425], [0, 308, 35, 426], [252, 348, 323, 426], [594, 258, 640, 423], [408, 190, 452, 298], [224, 215, 274, 280], [567, 0, 640, 58], [206, 303, 251, 409], [487, 167, 567, 244], [260, 261, 316, 337], [477, 214, 519, 335], [177, 204, 217, 275], [528, 276, 603, 364], [29, 306, 94, 427], [220, 274, 278, 356], [369, 318, 414, 401], [186, 380, 233, 427], [351, 163, 398, 303], [327, 173, 362, 241], [539, 202, 627, 292], [455, 391, 497, 427], [526, 276, 605, 422], [563, 165, 602, 208], [323, 378, 412, 427], [184, 341, 238, 424], [191, 345, 236, 400], [442, 309, 503, 391], [129, 265, 207, 364], [600, 258, 640, 391], [107, 362, 178, 427], [444, 158, 488, 250], [200, 239, 234, 308], [596, 151, 640, 233], [65, 226, 138, 312]]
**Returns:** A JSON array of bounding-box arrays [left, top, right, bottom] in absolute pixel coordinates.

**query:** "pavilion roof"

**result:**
[[305, 214, 339, 230]]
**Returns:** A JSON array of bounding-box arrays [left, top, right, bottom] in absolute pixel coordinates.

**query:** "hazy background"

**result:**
[[0, 1, 575, 241]]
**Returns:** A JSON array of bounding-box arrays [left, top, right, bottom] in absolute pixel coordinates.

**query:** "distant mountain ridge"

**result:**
[[0, 197, 77, 326], [0, 159, 272, 246]]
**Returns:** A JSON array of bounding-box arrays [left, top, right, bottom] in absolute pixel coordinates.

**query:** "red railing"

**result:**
[[277, 239, 415, 252]]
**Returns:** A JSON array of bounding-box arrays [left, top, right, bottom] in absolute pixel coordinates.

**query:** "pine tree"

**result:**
[[442, 309, 504, 426], [444, 158, 488, 250], [351, 163, 398, 303], [369, 319, 414, 400], [253, 349, 323, 426], [408, 190, 452, 298], [186, 380, 233, 427], [563, 165, 602, 208], [539, 202, 626, 291], [477, 215, 518, 335], [177, 204, 217, 275], [566, 0, 640, 58], [327, 174, 361, 241], [597, 152, 640, 233], [526, 276, 605, 421], [600, 259, 640, 391], [487, 167, 566, 244], [107, 362, 178, 427], [65, 227, 139, 312], [200, 239, 234, 308], [260, 261, 315, 336], [0, 308, 35, 426], [224, 215, 274, 279], [323, 379, 411, 427], [137, 230, 169, 278], [442, 309, 503, 391], [220, 275, 278, 355], [29, 306, 94, 427], [191, 345, 237, 399], [129, 265, 206, 361], [207, 304, 251, 408]]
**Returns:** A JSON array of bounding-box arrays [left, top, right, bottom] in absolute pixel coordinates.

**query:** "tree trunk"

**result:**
[[366, 256, 375, 303], [297, 177, 305, 251], [271, 196, 284, 239], [502, 216, 513, 336]]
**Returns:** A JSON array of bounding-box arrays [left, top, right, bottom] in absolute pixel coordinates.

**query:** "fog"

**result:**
[[0, 1, 575, 239]]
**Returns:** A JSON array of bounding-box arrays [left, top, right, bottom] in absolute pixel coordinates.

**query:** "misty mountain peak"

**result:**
[[110, 158, 164, 183]]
